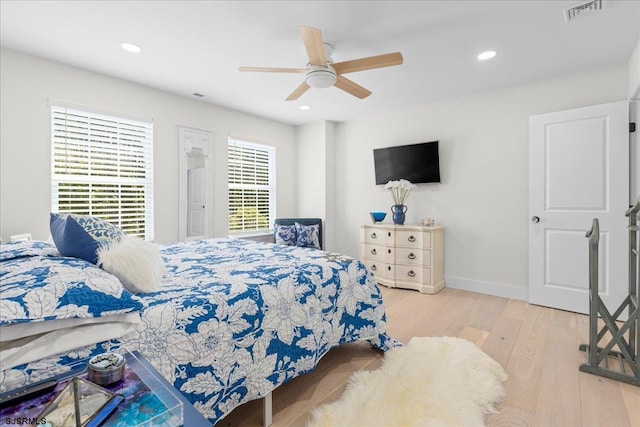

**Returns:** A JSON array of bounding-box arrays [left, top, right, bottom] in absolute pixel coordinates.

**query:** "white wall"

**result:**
[[325, 122, 337, 251], [629, 37, 640, 99], [0, 48, 296, 243], [296, 122, 326, 217], [333, 65, 629, 298], [295, 120, 337, 250]]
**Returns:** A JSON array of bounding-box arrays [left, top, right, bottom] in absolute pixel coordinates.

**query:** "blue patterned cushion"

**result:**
[[275, 224, 297, 246], [295, 222, 320, 249], [50, 213, 124, 264]]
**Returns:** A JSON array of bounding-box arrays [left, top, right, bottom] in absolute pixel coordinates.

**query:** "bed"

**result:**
[[0, 238, 397, 425]]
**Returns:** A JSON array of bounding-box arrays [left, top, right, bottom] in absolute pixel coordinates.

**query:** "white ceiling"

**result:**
[[1, 1, 638, 126]]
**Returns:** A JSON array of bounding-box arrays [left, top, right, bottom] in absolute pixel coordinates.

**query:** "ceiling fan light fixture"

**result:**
[[239, 26, 403, 101], [121, 42, 142, 53], [305, 65, 337, 88], [477, 50, 497, 61]]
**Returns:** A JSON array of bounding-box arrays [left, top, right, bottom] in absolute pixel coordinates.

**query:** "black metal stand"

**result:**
[[578, 202, 639, 387]]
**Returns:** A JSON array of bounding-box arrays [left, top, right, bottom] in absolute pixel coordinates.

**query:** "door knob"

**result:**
[[531, 216, 540, 223]]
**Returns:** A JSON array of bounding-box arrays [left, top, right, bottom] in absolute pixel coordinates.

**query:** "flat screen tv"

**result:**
[[373, 141, 441, 185]]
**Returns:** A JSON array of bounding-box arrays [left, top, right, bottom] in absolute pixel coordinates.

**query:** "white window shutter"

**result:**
[[228, 137, 276, 233], [51, 106, 154, 240]]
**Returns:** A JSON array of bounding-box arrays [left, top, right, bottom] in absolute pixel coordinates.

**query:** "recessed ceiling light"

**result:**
[[121, 43, 142, 53], [299, 105, 310, 110], [477, 50, 497, 61]]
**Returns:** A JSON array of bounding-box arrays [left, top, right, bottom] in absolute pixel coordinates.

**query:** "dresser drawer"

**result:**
[[364, 243, 394, 263], [394, 265, 431, 285], [395, 247, 431, 266], [364, 227, 394, 246], [362, 259, 394, 280], [396, 230, 431, 248]]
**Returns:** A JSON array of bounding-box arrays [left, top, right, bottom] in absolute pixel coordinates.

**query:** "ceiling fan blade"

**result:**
[[286, 82, 310, 101], [334, 75, 372, 99], [300, 26, 327, 67], [333, 52, 403, 74], [239, 67, 307, 73]]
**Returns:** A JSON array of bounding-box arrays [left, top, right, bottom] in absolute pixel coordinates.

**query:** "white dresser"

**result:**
[[359, 223, 444, 294]]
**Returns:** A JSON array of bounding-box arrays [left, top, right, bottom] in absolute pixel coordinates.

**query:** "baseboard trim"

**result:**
[[444, 275, 529, 301]]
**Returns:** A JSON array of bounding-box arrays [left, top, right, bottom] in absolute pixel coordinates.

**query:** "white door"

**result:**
[[529, 101, 629, 314], [178, 126, 214, 242], [631, 101, 640, 203], [187, 168, 206, 239]]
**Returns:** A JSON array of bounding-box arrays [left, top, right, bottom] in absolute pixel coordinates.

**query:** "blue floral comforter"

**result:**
[[1, 239, 397, 424]]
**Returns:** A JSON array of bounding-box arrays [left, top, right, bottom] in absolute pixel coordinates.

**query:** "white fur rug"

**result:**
[[307, 336, 508, 427]]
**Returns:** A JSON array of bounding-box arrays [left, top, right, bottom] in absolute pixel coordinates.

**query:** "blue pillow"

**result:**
[[275, 224, 297, 246], [50, 213, 124, 264], [295, 222, 320, 249]]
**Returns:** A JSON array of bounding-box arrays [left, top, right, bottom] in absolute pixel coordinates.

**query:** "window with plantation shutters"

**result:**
[[228, 137, 276, 234], [51, 105, 154, 240]]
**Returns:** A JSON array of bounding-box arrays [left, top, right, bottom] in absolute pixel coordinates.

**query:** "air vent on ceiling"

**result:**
[[563, 0, 603, 22]]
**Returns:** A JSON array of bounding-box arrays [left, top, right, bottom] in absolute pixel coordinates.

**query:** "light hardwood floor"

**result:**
[[219, 286, 640, 427]]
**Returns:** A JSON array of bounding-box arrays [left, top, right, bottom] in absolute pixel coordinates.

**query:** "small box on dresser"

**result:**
[[360, 223, 444, 294]]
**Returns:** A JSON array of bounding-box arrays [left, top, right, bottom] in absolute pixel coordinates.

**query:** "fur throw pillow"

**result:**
[[97, 235, 165, 293]]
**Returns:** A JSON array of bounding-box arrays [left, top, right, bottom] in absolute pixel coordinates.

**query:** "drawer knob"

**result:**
[[408, 270, 416, 277], [371, 232, 377, 239], [408, 252, 416, 260], [387, 266, 392, 271], [371, 248, 377, 255], [408, 235, 416, 242], [371, 264, 377, 271]]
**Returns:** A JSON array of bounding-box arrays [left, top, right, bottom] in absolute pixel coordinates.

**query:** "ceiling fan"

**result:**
[[239, 26, 403, 101]]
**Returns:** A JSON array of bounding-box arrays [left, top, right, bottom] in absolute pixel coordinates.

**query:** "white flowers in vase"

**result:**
[[385, 179, 417, 205]]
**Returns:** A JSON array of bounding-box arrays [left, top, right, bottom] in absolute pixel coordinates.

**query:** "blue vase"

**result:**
[[391, 204, 407, 225]]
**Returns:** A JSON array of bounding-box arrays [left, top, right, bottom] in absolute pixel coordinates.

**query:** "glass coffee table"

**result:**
[[0, 349, 211, 426]]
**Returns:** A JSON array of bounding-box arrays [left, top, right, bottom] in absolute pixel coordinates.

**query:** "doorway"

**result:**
[[178, 126, 214, 241]]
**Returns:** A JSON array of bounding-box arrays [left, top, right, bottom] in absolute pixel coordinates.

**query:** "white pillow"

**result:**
[[97, 235, 165, 293]]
